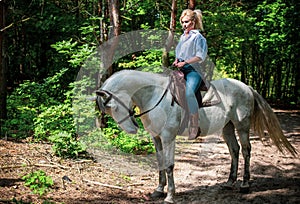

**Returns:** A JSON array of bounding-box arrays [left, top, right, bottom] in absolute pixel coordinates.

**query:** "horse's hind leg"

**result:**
[[236, 123, 251, 192], [222, 121, 240, 188]]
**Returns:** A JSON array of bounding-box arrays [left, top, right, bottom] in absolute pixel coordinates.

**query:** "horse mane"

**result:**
[[102, 70, 168, 92]]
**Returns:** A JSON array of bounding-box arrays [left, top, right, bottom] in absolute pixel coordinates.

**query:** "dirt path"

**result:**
[[0, 110, 299, 203]]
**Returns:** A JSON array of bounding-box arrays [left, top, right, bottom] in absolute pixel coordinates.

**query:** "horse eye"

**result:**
[[108, 102, 118, 111]]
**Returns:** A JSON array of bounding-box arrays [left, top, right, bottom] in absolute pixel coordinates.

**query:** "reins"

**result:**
[[134, 83, 169, 118]]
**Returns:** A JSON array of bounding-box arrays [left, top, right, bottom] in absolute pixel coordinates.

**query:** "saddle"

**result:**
[[169, 70, 221, 134], [170, 70, 209, 108]]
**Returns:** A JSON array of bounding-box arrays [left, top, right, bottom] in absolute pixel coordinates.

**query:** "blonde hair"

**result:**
[[180, 9, 204, 31]]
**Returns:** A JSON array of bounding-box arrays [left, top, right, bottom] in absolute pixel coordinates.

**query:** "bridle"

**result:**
[[96, 83, 170, 128], [96, 90, 139, 127]]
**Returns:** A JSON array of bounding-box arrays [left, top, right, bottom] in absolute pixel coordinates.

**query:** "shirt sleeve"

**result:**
[[175, 35, 184, 59], [194, 34, 208, 61]]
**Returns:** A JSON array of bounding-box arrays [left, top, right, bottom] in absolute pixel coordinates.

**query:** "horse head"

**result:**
[[95, 90, 139, 134]]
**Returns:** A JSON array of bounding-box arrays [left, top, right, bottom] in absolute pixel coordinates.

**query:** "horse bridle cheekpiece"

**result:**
[[96, 90, 139, 128]]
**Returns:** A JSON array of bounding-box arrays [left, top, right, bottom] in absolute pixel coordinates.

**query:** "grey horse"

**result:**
[[95, 70, 297, 203]]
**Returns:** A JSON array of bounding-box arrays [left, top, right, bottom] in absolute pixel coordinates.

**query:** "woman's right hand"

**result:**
[[176, 61, 186, 68]]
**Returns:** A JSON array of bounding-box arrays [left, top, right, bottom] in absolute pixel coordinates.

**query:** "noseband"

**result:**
[[96, 84, 169, 127]]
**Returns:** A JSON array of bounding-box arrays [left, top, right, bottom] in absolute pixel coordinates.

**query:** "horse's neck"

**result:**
[[105, 70, 168, 111], [123, 72, 168, 111]]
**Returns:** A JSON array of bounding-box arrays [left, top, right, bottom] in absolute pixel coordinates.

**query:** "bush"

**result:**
[[103, 116, 155, 155], [49, 131, 86, 158], [4, 69, 68, 138], [22, 170, 53, 196], [33, 103, 75, 141], [3, 69, 86, 158]]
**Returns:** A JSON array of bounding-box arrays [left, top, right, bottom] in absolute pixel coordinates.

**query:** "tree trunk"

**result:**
[[108, 0, 121, 38], [0, 0, 7, 133], [106, 0, 121, 76], [276, 62, 283, 99], [188, 0, 196, 10], [162, 0, 177, 69], [96, 0, 121, 128], [294, 57, 300, 106]]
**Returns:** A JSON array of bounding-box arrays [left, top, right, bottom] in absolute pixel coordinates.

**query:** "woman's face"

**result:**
[[181, 16, 194, 32]]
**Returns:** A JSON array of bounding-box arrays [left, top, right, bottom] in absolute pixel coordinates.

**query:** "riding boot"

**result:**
[[188, 113, 201, 140]]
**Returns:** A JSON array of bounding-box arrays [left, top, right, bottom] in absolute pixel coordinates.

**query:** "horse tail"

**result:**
[[249, 86, 297, 157]]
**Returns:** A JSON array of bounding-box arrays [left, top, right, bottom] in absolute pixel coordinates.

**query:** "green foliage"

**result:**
[[11, 197, 31, 204], [4, 69, 86, 158], [205, 5, 250, 79], [103, 116, 155, 155], [22, 170, 53, 196], [118, 50, 164, 72], [33, 103, 74, 141], [247, 0, 298, 100], [121, 0, 163, 31], [6, 0, 82, 83], [4, 0, 299, 163], [49, 132, 86, 158], [254, 0, 288, 54], [51, 16, 101, 69], [4, 69, 68, 138]]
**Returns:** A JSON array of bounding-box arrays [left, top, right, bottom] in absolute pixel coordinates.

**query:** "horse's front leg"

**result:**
[[165, 164, 175, 203], [151, 134, 176, 203], [162, 135, 176, 204], [151, 136, 166, 198]]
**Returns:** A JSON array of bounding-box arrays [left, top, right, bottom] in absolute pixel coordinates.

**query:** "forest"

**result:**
[[0, 0, 299, 153], [0, 0, 299, 203]]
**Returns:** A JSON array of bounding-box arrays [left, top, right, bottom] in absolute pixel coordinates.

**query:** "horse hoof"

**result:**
[[240, 183, 250, 194], [221, 182, 234, 190], [150, 190, 165, 199], [164, 197, 175, 204]]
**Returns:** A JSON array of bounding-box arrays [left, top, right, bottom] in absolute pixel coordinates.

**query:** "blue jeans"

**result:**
[[184, 70, 202, 114]]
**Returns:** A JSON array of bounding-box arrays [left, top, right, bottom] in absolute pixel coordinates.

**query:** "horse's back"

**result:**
[[211, 78, 253, 102], [211, 78, 251, 94], [210, 78, 254, 123]]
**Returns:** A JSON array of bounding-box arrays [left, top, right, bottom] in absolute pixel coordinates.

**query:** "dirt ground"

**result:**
[[0, 109, 299, 204]]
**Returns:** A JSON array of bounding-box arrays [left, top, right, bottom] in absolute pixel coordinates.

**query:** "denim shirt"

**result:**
[[175, 30, 208, 64]]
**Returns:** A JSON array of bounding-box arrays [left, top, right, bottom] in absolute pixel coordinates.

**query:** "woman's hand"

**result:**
[[172, 59, 186, 68], [176, 56, 202, 68], [176, 61, 186, 68], [172, 59, 179, 68]]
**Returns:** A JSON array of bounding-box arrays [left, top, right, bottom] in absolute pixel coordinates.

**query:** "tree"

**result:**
[[96, 0, 121, 129], [188, 0, 196, 10], [0, 0, 7, 133], [106, 0, 121, 76], [162, 0, 177, 68]]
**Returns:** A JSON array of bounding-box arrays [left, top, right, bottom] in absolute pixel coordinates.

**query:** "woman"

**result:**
[[172, 9, 208, 140]]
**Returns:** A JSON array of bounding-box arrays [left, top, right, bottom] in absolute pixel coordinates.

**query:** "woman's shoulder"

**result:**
[[191, 30, 205, 39]]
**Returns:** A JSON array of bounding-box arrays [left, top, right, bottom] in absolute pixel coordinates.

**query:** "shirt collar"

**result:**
[[182, 29, 199, 36]]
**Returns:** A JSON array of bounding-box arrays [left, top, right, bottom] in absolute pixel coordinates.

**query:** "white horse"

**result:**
[[95, 70, 297, 203]]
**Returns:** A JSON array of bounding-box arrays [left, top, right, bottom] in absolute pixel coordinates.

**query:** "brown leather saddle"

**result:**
[[169, 70, 221, 135], [169, 70, 209, 109]]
